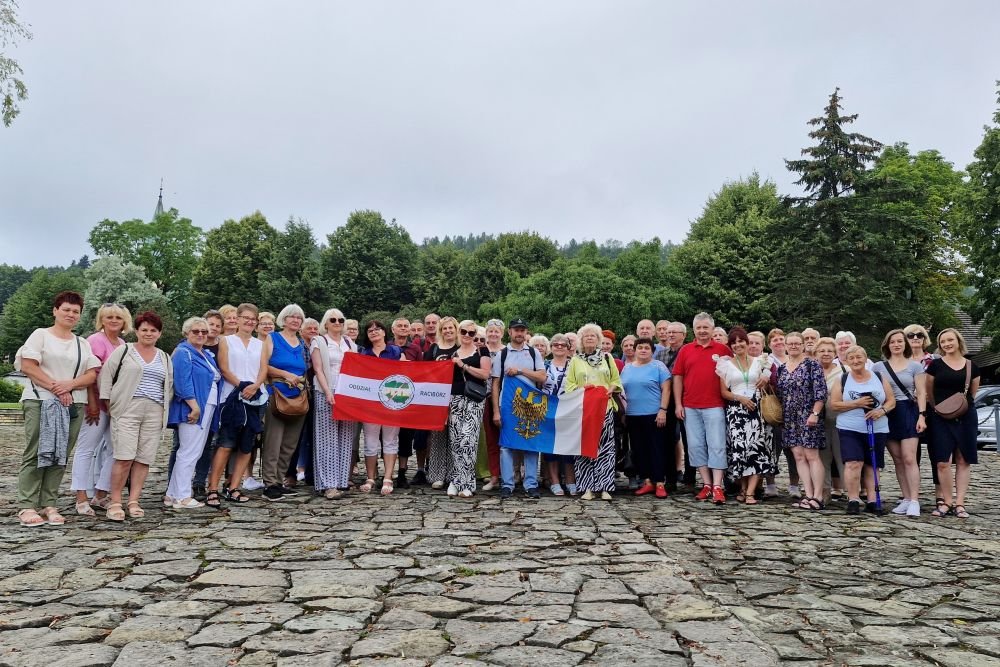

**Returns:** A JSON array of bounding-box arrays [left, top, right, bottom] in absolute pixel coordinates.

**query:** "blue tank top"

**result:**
[[269, 333, 307, 398], [836, 372, 889, 434]]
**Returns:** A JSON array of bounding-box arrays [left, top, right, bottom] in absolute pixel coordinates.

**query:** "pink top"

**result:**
[[87, 330, 125, 376]]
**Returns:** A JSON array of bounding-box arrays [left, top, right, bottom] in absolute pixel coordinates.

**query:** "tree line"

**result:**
[[2, 86, 999, 357]]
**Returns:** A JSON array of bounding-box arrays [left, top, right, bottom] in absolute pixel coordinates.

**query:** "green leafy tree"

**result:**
[[88, 208, 203, 313], [0, 269, 86, 355], [0, 377, 21, 402], [484, 253, 689, 339], [0, 263, 30, 313], [670, 174, 784, 329], [453, 232, 559, 317], [79, 256, 173, 339], [0, 0, 31, 127], [259, 218, 326, 317], [321, 210, 417, 320], [960, 83, 1000, 349], [859, 143, 967, 333], [190, 211, 277, 312], [411, 243, 468, 315]]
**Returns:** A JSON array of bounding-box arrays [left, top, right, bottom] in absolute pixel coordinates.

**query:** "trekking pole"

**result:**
[[866, 418, 883, 514]]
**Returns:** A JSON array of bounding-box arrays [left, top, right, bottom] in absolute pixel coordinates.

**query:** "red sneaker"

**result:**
[[655, 484, 668, 499], [695, 485, 712, 501], [712, 486, 726, 504], [634, 482, 655, 496]]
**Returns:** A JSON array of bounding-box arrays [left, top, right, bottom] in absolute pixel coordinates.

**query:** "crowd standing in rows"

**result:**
[[12, 291, 983, 526]]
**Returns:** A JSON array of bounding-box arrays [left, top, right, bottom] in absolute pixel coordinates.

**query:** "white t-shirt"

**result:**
[[311, 335, 353, 391], [14, 328, 100, 403], [220, 334, 267, 402]]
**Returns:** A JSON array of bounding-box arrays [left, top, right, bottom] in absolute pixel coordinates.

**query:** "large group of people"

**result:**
[[12, 291, 984, 526]]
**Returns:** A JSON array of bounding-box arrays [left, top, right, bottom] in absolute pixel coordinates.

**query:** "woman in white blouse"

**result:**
[[718, 327, 773, 505], [311, 308, 357, 499], [14, 291, 100, 527]]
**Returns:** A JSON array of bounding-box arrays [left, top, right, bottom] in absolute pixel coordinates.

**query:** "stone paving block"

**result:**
[[0, 642, 119, 667], [445, 618, 536, 655], [486, 645, 584, 666], [137, 600, 227, 618], [243, 629, 359, 656], [350, 629, 451, 659], [186, 621, 272, 647], [574, 602, 659, 628], [104, 615, 203, 647], [582, 643, 688, 667], [111, 640, 237, 666], [208, 602, 304, 625], [192, 567, 288, 588], [190, 585, 287, 603]]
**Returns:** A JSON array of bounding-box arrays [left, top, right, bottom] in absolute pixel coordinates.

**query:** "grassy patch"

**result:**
[[0, 403, 21, 409]]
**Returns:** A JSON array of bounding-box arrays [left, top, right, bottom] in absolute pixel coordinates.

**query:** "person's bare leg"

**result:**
[[109, 460, 132, 505], [845, 461, 863, 499], [698, 465, 711, 487], [807, 450, 825, 502], [208, 446, 232, 494], [901, 438, 920, 502], [745, 474, 759, 498], [886, 440, 907, 498], [227, 451, 253, 491], [955, 453, 971, 507], [791, 448, 808, 499], [129, 462, 150, 500], [936, 462, 954, 506]]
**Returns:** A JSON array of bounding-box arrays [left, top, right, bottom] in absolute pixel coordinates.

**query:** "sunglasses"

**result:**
[[551, 342, 567, 348], [102, 302, 124, 308], [190, 329, 209, 335], [474, 337, 485, 343], [329, 317, 345, 324], [906, 333, 926, 340], [459, 329, 476, 337]]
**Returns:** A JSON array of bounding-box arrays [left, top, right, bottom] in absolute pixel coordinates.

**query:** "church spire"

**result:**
[[154, 179, 165, 218]]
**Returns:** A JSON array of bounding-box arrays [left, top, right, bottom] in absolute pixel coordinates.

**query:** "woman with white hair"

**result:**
[[530, 334, 550, 361], [71, 302, 132, 516], [446, 319, 492, 497], [310, 308, 356, 499], [835, 331, 873, 370], [259, 304, 308, 502], [481, 318, 506, 491], [566, 323, 623, 501], [543, 333, 577, 495], [165, 316, 222, 509]]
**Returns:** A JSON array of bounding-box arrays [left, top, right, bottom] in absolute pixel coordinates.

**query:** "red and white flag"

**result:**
[[333, 354, 453, 430]]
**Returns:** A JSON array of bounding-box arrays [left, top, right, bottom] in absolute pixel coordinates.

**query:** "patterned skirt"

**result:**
[[313, 393, 355, 491], [574, 409, 616, 492], [725, 399, 774, 478], [449, 395, 485, 492]]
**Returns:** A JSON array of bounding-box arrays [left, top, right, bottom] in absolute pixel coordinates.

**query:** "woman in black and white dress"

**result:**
[[425, 317, 460, 489], [310, 308, 356, 499], [445, 320, 491, 497], [718, 327, 773, 504]]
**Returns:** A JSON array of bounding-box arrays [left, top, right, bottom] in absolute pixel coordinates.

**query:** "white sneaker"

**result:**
[[566, 483, 578, 496], [172, 497, 203, 509], [482, 480, 497, 491], [550, 483, 565, 496], [892, 499, 911, 515], [581, 490, 594, 501], [242, 477, 265, 491], [601, 491, 613, 501], [447, 483, 458, 497], [787, 485, 801, 499], [764, 484, 778, 498], [431, 481, 445, 490], [906, 500, 921, 517], [458, 489, 473, 498], [296, 470, 305, 482]]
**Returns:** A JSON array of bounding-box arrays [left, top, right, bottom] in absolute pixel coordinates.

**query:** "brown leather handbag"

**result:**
[[933, 362, 971, 420], [273, 380, 310, 418]]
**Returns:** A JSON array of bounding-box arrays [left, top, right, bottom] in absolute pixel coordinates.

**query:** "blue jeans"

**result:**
[[500, 447, 538, 491], [683, 407, 727, 469]]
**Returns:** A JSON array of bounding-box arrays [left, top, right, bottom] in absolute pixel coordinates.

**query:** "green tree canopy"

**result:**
[[0, 0, 31, 127], [259, 218, 326, 317], [669, 174, 783, 329], [190, 211, 277, 312], [959, 83, 1000, 349], [0, 263, 31, 313], [80, 256, 172, 338], [0, 268, 86, 355], [321, 210, 418, 320], [453, 232, 559, 317], [88, 207, 203, 313]]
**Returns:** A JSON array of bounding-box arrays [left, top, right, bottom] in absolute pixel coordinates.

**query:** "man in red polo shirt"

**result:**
[[672, 312, 732, 504]]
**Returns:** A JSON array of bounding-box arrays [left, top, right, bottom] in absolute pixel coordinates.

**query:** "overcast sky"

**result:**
[[2, 1, 998, 267]]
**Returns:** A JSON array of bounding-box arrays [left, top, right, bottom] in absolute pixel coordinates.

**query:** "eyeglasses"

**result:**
[[459, 329, 476, 337], [551, 342, 567, 348], [329, 317, 345, 324], [486, 319, 504, 328], [240, 316, 258, 322], [102, 302, 124, 308], [190, 329, 209, 335], [906, 333, 926, 340], [368, 328, 382, 334]]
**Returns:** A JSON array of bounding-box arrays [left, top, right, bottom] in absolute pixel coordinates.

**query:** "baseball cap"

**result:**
[[509, 318, 529, 329]]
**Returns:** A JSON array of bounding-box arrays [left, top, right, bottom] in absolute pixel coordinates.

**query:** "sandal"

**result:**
[[805, 497, 825, 511], [91, 495, 111, 510], [17, 508, 46, 527], [223, 488, 251, 503], [744, 497, 759, 505], [40, 507, 66, 525], [932, 500, 951, 517], [359, 479, 376, 493], [75, 501, 96, 516], [381, 478, 394, 496], [126, 501, 145, 518], [735, 493, 747, 504], [954, 505, 970, 519], [204, 492, 222, 508], [106, 503, 125, 522]]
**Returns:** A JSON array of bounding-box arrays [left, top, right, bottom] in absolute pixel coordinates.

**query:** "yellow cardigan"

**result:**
[[564, 353, 623, 411]]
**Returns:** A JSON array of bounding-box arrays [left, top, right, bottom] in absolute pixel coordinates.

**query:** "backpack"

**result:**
[[497, 345, 541, 394]]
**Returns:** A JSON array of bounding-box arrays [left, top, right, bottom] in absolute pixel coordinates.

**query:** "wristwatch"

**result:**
[[811, 410, 821, 418]]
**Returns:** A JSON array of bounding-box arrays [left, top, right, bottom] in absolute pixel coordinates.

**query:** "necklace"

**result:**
[[733, 355, 750, 386]]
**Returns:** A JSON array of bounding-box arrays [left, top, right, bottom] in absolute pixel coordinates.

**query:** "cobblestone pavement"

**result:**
[[2, 423, 1000, 666]]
